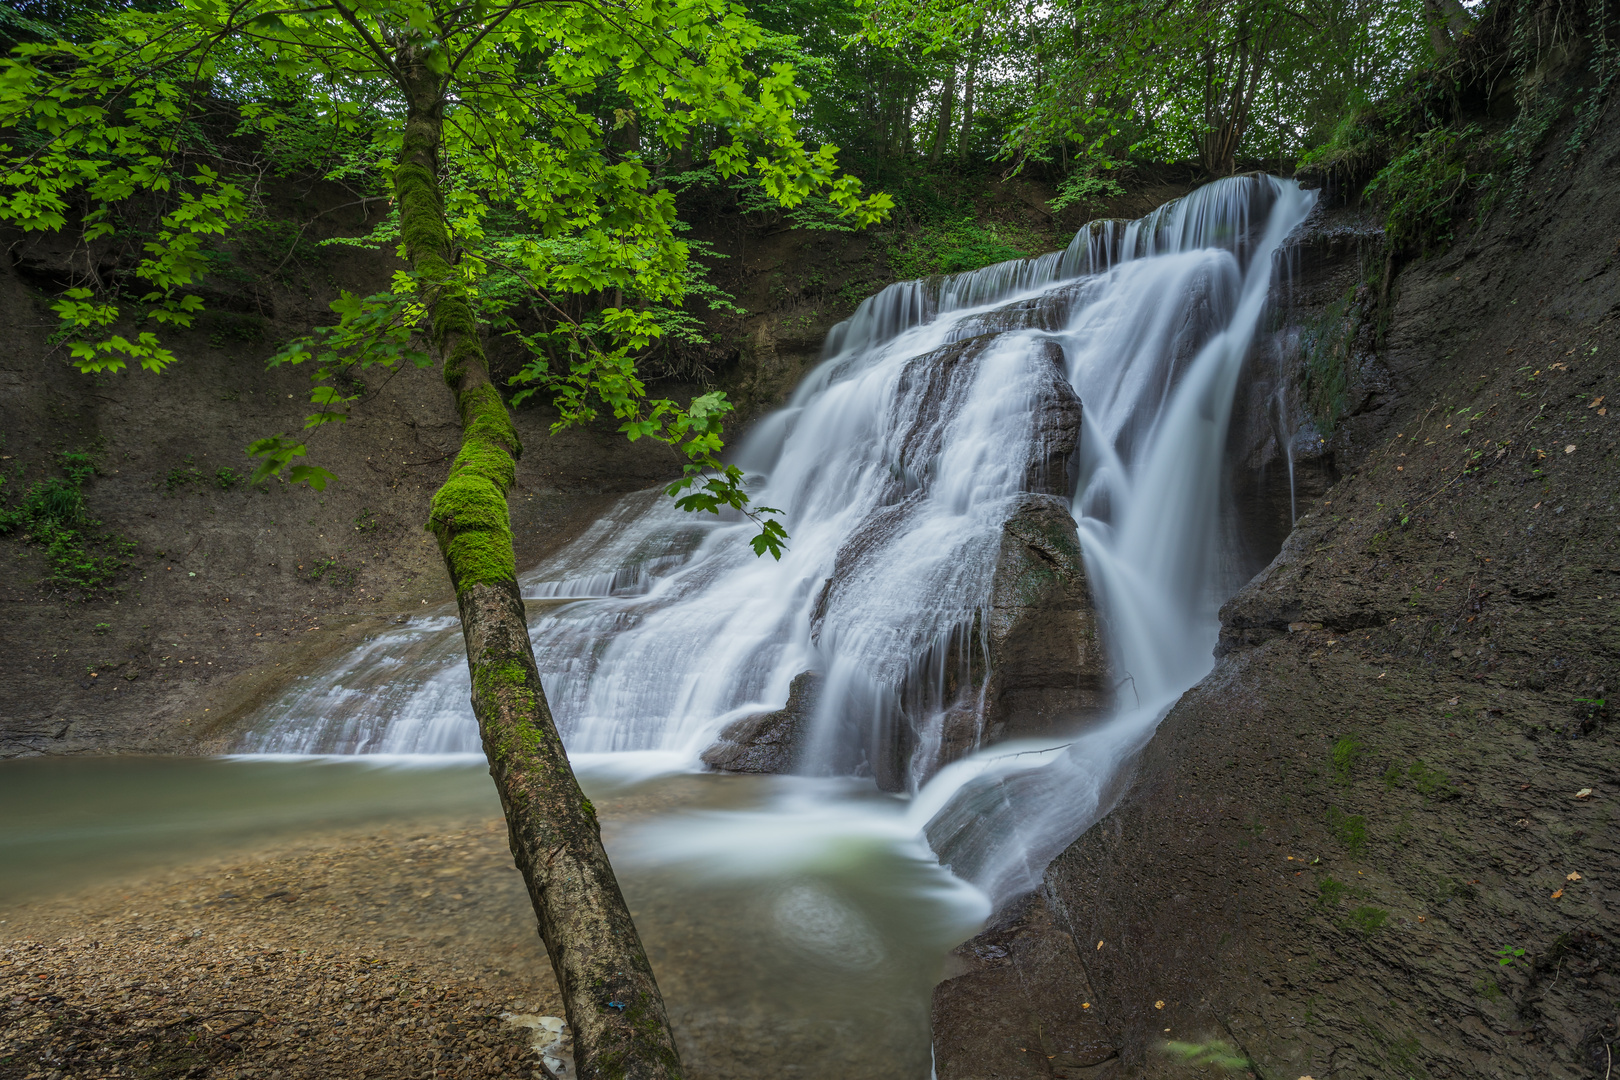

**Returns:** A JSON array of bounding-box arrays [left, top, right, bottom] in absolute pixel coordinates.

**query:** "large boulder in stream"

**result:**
[[700, 670, 821, 773], [932, 493, 1112, 771], [699, 334, 1108, 788], [803, 336, 1107, 789], [989, 495, 1110, 730]]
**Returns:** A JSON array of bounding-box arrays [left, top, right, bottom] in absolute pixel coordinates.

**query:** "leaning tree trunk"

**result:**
[[393, 72, 683, 1080]]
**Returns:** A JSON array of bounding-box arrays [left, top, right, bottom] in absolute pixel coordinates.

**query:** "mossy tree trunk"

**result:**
[[393, 57, 683, 1080]]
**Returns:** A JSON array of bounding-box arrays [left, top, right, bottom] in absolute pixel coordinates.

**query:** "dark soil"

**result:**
[[935, 110, 1620, 1080]]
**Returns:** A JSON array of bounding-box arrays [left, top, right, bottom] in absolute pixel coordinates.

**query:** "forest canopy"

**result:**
[[0, 0, 889, 530], [0, 0, 1610, 473]]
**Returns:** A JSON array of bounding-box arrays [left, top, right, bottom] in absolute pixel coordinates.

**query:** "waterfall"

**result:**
[[238, 175, 1314, 906], [917, 178, 1315, 904]]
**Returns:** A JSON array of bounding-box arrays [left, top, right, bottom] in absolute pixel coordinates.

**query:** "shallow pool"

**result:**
[[0, 755, 986, 1079]]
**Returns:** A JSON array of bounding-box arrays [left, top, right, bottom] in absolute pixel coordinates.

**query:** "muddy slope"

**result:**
[[936, 130, 1620, 1080]]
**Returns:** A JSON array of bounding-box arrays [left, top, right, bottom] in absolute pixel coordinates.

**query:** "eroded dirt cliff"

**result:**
[[0, 194, 695, 756]]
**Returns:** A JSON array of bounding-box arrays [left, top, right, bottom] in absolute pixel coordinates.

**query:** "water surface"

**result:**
[[0, 755, 985, 1080]]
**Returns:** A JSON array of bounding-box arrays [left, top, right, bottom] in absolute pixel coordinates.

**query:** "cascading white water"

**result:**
[[918, 179, 1316, 904], [238, 175, 1314, 909]]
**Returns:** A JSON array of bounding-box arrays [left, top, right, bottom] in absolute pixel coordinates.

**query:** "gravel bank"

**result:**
[[0, 819, 567, 1080]]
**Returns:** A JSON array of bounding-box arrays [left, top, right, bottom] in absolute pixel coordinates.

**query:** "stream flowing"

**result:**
[[173, 176, 1307, 1076]]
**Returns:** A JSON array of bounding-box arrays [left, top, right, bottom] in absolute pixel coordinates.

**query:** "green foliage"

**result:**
[[39, 522, 134, 592], [0, 449, 132, 594], [1298, 95, 1397, 182], [353, 508, 379, 533], [0, 2, 60, 46], [1325, 805, 1367, 855], [0, 449, 94, 533], [1346, 905, 1388, 933], [165, 457, 241, 492], [507, 314, 790, 557], [165, 457, 203, 493], [1407, 759, 1458, 800], [1317, 876, 1385, 933], [307, 556, 356, 587], [0, 475, 84, 530], [1161, 1040, 1250, 1071], [244, 436, 334, 491], [1048, 171, 1126, 215], [260, 283, 431, 450], [1496, 945, 1526, 967], [58, 450, 95, 484], [1330, 735, 1362, 783], [1291, 0, 1620, 275], [885, 217, 1038, 280], [1317, 876, 1351, 908], [868, 0, 1436, 176], [0, 0, 892, 564], [734, 172, 862, 233], [1365, 123, 1490, 256]]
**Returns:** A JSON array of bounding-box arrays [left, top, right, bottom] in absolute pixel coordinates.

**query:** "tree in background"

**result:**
[[0, 0, 886, 1075], [867, 0, 1440, 178]]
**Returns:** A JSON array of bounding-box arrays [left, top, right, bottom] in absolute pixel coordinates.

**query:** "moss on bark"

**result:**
[[394, 59, 682, 1080]]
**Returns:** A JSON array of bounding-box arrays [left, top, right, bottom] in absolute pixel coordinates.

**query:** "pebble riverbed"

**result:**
[[0, 819, 568, 1080]]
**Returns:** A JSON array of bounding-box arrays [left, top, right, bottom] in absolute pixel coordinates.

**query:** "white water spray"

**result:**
[[239, 175, 1314, 910]]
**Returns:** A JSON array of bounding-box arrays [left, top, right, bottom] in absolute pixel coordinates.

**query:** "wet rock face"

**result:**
[[934, 494, 1112, 769], [801, 334, 1100, 788], [700, 670, 821, 774], [931, 896, 1118, 1080], [1222, 201, 1385, 587], [1024, 340, 1084, 497]]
